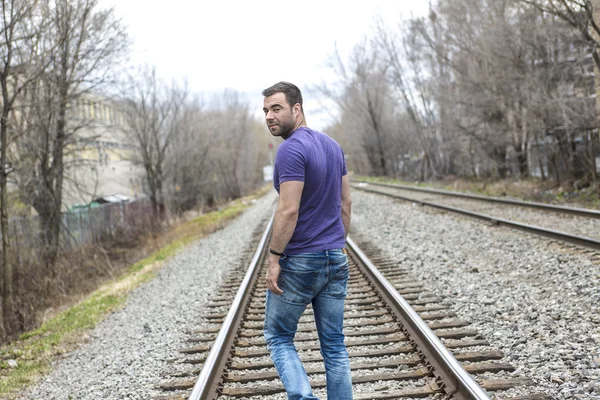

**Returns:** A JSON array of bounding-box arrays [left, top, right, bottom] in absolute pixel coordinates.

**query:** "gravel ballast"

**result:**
[[351, 189, 600, 399], [19, 190, 277, 400], [356, 183, 600, 241], [17, 187, 600, 399]]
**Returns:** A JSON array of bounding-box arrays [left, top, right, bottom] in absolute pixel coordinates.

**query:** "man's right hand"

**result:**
[[266, 255, 283, 295]]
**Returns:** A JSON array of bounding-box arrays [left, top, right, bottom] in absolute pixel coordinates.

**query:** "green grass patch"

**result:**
[[192, 201, 248, 226], [0, 291, 126, 397], [0, 187, 268, 398]]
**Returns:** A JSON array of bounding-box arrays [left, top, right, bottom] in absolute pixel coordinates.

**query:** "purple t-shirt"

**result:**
[[273, 127, 347, 255]]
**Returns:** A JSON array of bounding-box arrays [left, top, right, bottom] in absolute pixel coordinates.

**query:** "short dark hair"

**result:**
[[262, 81, 303, 112]]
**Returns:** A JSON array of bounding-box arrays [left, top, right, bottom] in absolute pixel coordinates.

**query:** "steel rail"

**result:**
[[355, 185, 600, 251], [188, 213, 274, 400], [346, 236, 491, 400], [353, 180, 600, 219]]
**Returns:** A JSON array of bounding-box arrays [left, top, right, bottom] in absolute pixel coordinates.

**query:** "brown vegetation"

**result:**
[[318, 0, 600, 192]]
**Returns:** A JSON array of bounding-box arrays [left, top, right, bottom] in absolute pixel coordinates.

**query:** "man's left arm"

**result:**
[[341, 174, 352, 239], [266, 180, 304, 295]]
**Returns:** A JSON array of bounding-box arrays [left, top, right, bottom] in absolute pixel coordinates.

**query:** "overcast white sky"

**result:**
[[104, 0, 430, 130]]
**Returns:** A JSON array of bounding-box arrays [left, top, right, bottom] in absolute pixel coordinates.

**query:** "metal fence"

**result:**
[[6, 198, 156, 264]]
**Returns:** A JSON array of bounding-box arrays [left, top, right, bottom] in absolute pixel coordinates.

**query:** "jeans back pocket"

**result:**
[[279, 258, 319, 305], [325, 262, 349, 299]]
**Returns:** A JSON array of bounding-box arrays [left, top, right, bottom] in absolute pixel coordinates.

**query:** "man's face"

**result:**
[[263, 92, 296, 139]]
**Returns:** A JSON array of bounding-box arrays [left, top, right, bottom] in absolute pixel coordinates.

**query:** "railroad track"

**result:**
[[352, 180, 600, 255], [153, 215, 549, 400]]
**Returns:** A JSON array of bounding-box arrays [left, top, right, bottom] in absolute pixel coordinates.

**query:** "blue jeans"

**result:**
[[264, 249, 353, 400]]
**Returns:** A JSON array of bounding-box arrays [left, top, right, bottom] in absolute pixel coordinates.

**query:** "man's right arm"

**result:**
[[341, 174, 352, 239]]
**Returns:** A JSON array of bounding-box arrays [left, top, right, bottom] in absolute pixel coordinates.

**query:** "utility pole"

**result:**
[[593, 0, 600, 183], [593, 0, 600, 117], [263, 143, 275, 182]]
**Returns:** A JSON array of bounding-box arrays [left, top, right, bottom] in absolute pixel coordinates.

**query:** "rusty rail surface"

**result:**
[[347, 237, 490, 400], [353, 179, 600, 219], [188, 213, 274, 400], [354, 184, 600, 251]]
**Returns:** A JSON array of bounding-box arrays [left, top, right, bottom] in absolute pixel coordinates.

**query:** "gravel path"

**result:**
[[19, 190, 277, 400], [351, 189, 600, 399]]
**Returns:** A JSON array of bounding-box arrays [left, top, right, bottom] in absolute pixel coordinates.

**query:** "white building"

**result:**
[[63, 93, 145, 208]]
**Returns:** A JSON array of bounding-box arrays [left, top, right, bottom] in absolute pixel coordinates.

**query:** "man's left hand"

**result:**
[[266, 256, 283, 295]]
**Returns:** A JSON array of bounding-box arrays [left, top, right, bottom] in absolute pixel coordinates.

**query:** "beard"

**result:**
[[268, 114, 296, 139]]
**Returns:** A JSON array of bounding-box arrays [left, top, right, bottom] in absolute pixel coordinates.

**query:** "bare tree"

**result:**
[[314, 41, 403, 177], [0, 0, 47, 336], [318, 0, 597, 186], [167, 97, 211, 213], [122, 67, 187, 224], [165, 90, 273, 213], [212, 90, 263, 199], [519, 0, 599, 185], [375, 17, 447, 179], [391, 0, 596, 183], [197, 91, 269, 203], [11, 0, 128, 274], [522, 0, 600, 69]]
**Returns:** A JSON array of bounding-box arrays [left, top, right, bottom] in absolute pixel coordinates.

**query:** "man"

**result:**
[[262, 81, 353, 400]]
